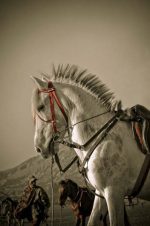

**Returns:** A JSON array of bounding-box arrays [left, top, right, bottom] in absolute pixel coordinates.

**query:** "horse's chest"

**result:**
[[86, 141, 128, 189]]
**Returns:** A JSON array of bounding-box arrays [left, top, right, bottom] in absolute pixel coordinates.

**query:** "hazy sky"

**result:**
[[0, 0, 150, 170]]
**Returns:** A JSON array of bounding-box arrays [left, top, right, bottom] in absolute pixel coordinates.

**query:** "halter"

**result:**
[[71, 185, 82, 203], [38, 81, 68, 133]]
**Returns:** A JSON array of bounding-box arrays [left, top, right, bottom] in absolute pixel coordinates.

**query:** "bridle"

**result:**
[[35, 81, 123, 197], [61, 181, 83, 205], [35, 80, 122, 162], [37, 81, 68, 133], [36, 80, 112, 143]]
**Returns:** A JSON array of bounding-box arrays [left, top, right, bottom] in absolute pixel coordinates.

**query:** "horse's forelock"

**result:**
[[59, 180, 66, 184], [59, 179, 78, 190]]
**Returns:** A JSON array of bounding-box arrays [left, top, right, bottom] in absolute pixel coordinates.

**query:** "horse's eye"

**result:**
[[38, 105, 45, 112]]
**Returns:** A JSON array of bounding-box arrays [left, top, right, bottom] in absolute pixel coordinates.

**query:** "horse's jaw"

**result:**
[[36, 140, 59, 159], [40, 151, 50, 159]]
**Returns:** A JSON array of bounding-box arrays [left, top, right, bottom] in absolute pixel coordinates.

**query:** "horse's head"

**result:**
[[58, 180, 69, 206], [58, 179, 79, 206], [31, 77, 68, 158], [1, 198, 12, 216]]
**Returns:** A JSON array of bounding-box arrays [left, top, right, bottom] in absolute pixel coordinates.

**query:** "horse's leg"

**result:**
[[76, 217, 81, 226], [105, 187, 124, 226], [17, 219, 23, 226], [87, 192, 108, 226], [14, 217, 17, 226], [14, 217, 18, 226], [22, 219, 24, 226], [13, 218, 16, 226], [32, 217, 42, 226], [81, 216, 86, 226], [7, 215, 10, 226], [44, 218, 49, 226], [103, 211, 108, 226], [124, 206, 131, 226]]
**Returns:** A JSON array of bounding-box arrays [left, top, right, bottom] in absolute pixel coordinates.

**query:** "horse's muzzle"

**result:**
[[34, 139, 55, 158], [59, 202, 65, 207]]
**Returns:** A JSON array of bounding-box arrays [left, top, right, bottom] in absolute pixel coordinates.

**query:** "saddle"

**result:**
[[119, 105, 150, 199], [15, 188, 36, 219], [123, 105, 150, 154]]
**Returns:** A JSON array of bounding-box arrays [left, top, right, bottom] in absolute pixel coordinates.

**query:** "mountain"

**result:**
[[1, 146, 149, 207], [0, 146, 83, 202]]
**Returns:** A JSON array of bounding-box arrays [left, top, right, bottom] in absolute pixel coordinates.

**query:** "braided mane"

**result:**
[[43, 64, 117, 110]]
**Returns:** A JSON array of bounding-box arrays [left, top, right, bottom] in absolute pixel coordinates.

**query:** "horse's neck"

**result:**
[[4, 201, 12, 214], [8, 201, 13, 211], [56, 83, 113, 160], [68, 184, 80, 201]]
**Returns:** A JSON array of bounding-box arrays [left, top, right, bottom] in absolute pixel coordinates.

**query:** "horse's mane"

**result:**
[[44, 64, 118, 110], [4, 197, 12, 201], [2, 197, 18, 206], [59, 179, 78, 188]]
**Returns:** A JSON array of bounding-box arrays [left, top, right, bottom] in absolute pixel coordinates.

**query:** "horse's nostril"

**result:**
[[35, 147, 41, 153]]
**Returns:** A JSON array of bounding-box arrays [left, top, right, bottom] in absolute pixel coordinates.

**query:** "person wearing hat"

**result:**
[[15, 175, 50, 226], [28, 175, 38, 189]]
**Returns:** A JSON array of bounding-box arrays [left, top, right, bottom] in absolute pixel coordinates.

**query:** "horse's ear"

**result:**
[[41, 73, 50, 82], [59, 180, 66, 186], [31, 76, 47, 89]]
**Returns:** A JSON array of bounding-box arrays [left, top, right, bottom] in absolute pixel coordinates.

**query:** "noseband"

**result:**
[[37, 81, 68, 133]]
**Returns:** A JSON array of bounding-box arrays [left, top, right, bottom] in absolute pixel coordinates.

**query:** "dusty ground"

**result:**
[[0, 203, 150, 226]]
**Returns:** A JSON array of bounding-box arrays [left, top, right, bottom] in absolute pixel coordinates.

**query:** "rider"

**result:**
[[15, 176, 50, 225]]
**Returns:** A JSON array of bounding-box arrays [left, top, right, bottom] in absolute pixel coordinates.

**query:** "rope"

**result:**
[[72, 110, 110, 127], [52, 110, 110, 139], [50, 156, 55, 226], [59, 207, 62, 226]]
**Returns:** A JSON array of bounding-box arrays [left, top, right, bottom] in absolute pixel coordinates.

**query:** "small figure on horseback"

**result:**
[[1, 197, 23, 226], [15, 176, 50, 226]]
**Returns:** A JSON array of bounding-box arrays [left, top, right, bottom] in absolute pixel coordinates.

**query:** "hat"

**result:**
[[28, 175, 38, 183]]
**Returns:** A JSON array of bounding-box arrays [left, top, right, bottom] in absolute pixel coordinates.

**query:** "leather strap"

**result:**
[[38, 81, 68, 133], [129, 153, 150, 198], [54, 153, 78, 173], [79, 112, 121, 173]]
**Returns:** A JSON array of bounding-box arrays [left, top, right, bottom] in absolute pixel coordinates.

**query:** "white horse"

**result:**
[[31, 64, 150, 226]]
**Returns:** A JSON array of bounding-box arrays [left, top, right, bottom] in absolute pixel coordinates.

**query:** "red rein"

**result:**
[[37, 81, 68, 133]]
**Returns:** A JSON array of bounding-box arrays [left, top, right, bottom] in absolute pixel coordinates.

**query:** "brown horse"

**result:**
[[58, 179, 108, 226], [1, 197, 23, 226], [15, 200, 48, 226]]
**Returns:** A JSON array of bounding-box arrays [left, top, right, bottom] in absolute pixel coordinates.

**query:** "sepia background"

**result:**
[[0, 0, 150, 171]]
